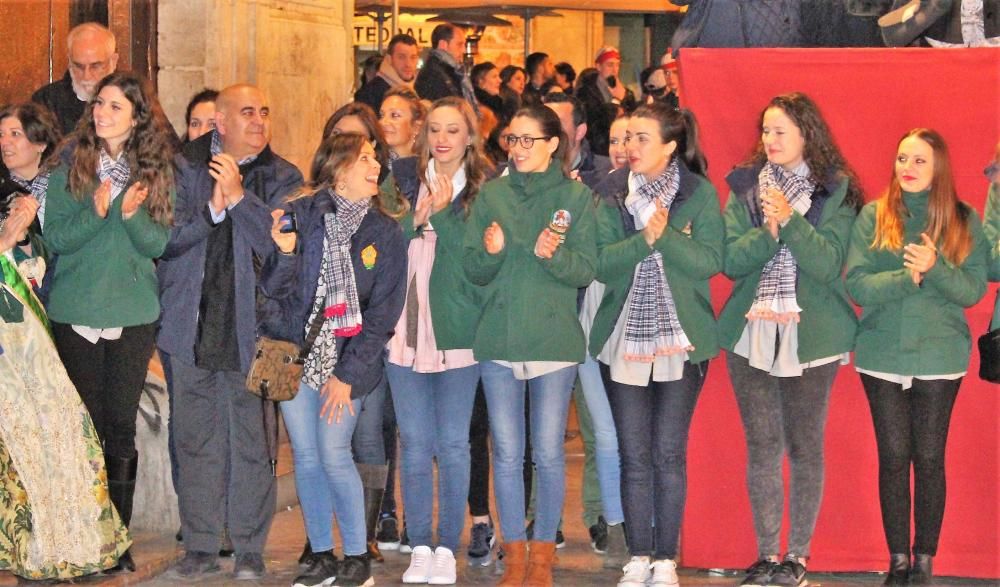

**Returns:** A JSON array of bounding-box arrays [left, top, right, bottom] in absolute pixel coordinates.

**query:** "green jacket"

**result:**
[[986, 183, 1000, 327], [462, 161, 597, 362], [986, 183, 1000, 281], [719, 168, 859, 362], [380, 157, 484, 350], [845, 191, 989, 375], [42, 164, 171, 328], [590, 165, 723, 364]]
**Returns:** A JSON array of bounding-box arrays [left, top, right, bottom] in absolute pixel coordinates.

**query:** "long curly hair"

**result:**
[[67, 72, 175, 225], [872, 128, 974, 265], [742, 92, 863, 212], [410, 96, 494, 217]]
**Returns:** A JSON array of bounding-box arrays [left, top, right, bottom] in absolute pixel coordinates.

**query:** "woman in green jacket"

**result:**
[[462, 104, 596, 586], [845, 128, 988, 585], [985, 142, 1000, 339], [719, 93, 863, 587], [590, 103, 723, 587], [43, 72, 174, 573]]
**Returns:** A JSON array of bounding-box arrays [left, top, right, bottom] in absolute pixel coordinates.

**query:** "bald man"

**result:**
[[157, 84, 303, 581], [32, 22, 119, 134]]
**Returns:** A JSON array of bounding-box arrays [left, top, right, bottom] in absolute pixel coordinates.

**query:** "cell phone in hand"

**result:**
[[278, 211, 297, 234]]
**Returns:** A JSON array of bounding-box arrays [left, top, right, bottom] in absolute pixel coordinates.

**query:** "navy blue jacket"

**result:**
[[156, 133, 304, 372], [259, 189, 407, 398]]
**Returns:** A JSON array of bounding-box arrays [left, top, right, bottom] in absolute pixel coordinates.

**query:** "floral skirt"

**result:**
[[0, 302, 130, 580]]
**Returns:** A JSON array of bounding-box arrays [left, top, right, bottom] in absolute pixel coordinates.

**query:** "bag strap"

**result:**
[[297, 308, 326, 361]]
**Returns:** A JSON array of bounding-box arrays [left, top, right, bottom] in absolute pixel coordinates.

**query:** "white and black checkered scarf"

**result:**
[[622, 159, 693, 361], [302, 193, 370, 387], [746, 162, 815, 323], [9, 170, 50, 229], [98, 148, 131, 202]]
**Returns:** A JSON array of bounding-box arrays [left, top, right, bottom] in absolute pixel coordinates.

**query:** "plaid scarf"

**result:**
[[210, 130, 259, 166], [97, 148, 131, 202], [622, 160, 693, 362], [302, 193, 370, 386], [746, 162, 815, 323], [9, 171, 49, 230]]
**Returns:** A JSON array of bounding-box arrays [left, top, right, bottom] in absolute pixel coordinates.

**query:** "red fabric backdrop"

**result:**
[[676, 48, 999, 579]]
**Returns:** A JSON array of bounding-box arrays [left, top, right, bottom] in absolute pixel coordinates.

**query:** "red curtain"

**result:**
[[677, 48, 999, 579]]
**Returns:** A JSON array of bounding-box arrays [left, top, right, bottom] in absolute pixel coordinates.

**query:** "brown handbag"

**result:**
[[246, 313, 325, 401]]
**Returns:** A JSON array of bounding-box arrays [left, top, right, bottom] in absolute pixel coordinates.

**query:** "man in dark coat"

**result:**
[[158, 84, 303, 581], [354, 34, 419, 114], [32, 22, 118, 135], [543, 92, 612, 189], [576, 46, 638, 157], [414, 23, 477, 110]]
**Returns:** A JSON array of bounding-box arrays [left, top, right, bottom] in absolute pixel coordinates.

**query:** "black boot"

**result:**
[[909, 553, 933, 584], [357, 463, 388, 564], [884, 553, 910, 585], [105, 454, 138, 573]]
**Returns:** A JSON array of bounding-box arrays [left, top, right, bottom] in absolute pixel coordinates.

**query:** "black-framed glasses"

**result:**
[[505, 134, 550, 149]]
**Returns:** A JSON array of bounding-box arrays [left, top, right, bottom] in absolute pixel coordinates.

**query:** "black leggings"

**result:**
[[52, 321, 156, 460], [861, 374, 960, 556], [468, 382, 491, 518]]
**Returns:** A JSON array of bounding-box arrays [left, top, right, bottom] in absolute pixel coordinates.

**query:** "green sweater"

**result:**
[[719, 176, 859, 362], [42, 164, 171, 328], [845, 190, 989, 375], [462, 161, 597, 362], [590, 172, 724, 364]]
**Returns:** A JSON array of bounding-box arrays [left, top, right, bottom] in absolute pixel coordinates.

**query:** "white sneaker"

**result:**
[[402, 545, 433, 583], [650, 559, 679, 586], [618, 556, 652, 587], [427, 546, 457, 585]]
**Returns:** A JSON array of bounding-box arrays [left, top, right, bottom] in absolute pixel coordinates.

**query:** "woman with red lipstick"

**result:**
[[846, 128, 988, 585], [43, 72, 175, 573], [719, 92, 863, 587], [589, 103, 723, 587], [463, 104, 596, 586], [380, 96, 494, 584]]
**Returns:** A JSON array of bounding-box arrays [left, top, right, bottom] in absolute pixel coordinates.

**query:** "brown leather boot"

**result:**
[[498, 540, 528, 586], [524, 541, 557, 587]]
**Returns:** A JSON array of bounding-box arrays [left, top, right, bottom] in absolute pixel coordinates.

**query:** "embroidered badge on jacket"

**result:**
[[361, 244, 377, 269]]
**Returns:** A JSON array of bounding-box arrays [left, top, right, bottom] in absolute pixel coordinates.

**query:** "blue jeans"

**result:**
[[386, 363, 479, 551], [577, 355, 624, 524], [281, 381, 366, 555], [481, 362, 576, 544]]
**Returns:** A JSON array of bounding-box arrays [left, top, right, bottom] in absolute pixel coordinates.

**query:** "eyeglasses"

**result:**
[[504, 134, 550, 149]]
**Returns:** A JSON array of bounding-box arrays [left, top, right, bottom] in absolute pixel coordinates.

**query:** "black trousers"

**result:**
[[468, 382, 491, 517], [52, 321, 156, 460], [861, 374, 961, 556]]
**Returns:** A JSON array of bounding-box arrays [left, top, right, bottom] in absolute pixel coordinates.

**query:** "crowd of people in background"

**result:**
[[0, 14, 998, 587]]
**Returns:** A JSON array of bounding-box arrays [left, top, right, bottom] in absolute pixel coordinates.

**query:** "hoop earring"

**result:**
[[336, 182, 347, 193]]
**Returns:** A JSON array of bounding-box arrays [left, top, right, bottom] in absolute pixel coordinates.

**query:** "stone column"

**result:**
[[159, 0, 354, 172]]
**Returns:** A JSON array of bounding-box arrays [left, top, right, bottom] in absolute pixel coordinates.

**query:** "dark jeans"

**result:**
[[469, 382, 491, 518], [52, 321, 156, 460], [352, 374, 387, 465], [381, 385, 398, 516], [728, 353, 838, 559], [601, 361, 706, 560], [861, 374, 960, 556]]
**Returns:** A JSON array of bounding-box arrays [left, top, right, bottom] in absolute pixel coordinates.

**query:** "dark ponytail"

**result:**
[[631, 103, 708, 176]]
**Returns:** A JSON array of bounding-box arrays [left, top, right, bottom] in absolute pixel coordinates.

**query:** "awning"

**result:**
[[356, 0, 682, 14]]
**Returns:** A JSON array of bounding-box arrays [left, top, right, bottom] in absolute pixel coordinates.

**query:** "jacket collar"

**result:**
[[183, 131, 275, 172], [508, 159, 566, 197]]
